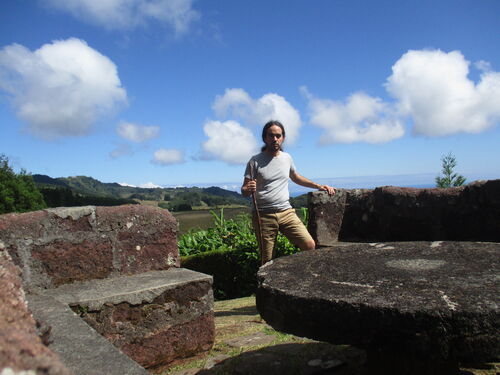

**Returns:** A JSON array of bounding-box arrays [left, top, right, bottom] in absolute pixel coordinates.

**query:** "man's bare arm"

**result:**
[[290, 170, 336, 195]]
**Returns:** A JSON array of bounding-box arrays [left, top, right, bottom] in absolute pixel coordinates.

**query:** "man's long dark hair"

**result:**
[[261, 120, 286, 152]]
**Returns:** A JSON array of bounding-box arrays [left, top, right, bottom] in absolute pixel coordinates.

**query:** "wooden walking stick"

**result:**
[[250, 165, 265, 265]]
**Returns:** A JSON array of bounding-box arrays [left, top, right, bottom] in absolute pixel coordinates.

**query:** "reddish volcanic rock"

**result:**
[[0, 205, 179, 289], [309, 179, 500, 243], [0, 250, 73, 375]]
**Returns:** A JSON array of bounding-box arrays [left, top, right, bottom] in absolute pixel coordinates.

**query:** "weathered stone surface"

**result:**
[[307, 189, 347, 246], [256, 241, 499, 369], [96, 205, 179, 274], [308, 179, 500, 243], [27, 294, 148, 375], [31, 239, 114, 286], [41, 268, 215, 369], [120, 313, 214, 368], [0, 205, 179, 289], [0, 205, 214, 373], [0, 250, 72, 375]]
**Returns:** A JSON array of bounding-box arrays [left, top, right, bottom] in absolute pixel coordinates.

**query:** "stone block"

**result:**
[[44, 268, 215, 370], [0, 250, 73, 375], [307, 190, 347, 246], [0, 205, 179, 289], [311, 179, 500, 242]]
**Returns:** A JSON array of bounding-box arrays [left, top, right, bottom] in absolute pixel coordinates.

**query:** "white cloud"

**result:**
[[139, 181, 163, 188], [213, 88, 302, 144], [153, 148, 184, 165], [118, 182, 137, 187], [303, 87, 405, 144], [117, 121, 160, 142], [42, 0, 199, 36], [0, 38, 127, 140], [201, 120, 258, 165], [386, 49, 500, 137]]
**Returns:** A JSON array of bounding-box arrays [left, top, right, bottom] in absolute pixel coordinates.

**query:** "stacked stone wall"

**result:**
[[0, 205, 214, 373], [309, 179, 500, 245], [0, 205, 179, 290]]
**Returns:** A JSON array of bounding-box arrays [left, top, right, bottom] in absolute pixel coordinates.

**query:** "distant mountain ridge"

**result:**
[[33, 174, 249, 208]]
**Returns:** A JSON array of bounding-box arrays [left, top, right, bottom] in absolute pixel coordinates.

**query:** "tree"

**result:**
[[435, 152, 466, 188], [0, 155, 46, 214]]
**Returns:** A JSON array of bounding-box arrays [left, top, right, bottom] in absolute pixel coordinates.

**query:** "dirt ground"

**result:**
[[159, 297, 498, 375]]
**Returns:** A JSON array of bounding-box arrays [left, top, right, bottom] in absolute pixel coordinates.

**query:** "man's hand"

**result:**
[[319, 185, 336, 195], [241, 179, 257, 196]]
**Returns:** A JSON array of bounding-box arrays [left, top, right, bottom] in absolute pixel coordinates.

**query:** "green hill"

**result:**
[[33, 174, 249, 210]]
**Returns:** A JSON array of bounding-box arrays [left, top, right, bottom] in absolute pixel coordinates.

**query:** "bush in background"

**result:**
[[0, 155, 46, 214], [180, 209, 305, 299]]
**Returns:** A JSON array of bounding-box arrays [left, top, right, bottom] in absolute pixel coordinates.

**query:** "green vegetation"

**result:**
[[33, 174, 249, 210], [180, 208, 307, 299], [38, 186, 137, 207], [0, 155, 46, 214], [435, 152, 466, 188], [290, 193, 307, 208]]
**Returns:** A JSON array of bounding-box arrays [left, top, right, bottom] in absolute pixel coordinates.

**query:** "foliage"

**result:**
[[435, 152, 466, 188], [0, 155, 46, 214], [182, 248, 260, 299], [33, 174, 250, 209], [38, 186, 137, 207], [180, 208, 308, 299], [290, 193, 308, 208]]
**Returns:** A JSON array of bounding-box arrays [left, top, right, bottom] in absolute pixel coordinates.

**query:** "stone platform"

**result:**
[[39, 268, 215, 371], [256, 241, 499, 374], [1, 205, 215, 373]]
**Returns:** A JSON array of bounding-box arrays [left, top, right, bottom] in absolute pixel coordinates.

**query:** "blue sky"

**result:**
[[1, 0, 499, 192]]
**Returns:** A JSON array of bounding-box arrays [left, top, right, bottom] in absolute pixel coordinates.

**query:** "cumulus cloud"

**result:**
[[302, 87, 405, 144], [152, 148, 184, 165], [117, 121, 160, 142], [213, 88, 302, 144], [201, 120, 259, 165], [0, 38, 127, 139], [42, 0, 199, 36], [386, 49, 500, 137]]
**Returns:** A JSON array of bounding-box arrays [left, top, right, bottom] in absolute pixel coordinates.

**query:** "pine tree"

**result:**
[[435, 152, 466, 188]]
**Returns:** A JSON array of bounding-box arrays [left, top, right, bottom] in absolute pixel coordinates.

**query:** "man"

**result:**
[[241, 120, 335, 264]]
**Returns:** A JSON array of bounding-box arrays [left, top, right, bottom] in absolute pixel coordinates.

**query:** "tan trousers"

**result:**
[[252, 208, 313, 264]]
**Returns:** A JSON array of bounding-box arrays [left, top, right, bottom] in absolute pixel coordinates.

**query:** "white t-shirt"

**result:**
[[244, 151, 296, 211]]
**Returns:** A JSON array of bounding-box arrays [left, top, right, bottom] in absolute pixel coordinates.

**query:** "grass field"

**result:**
[[172, 207, 251, 234]]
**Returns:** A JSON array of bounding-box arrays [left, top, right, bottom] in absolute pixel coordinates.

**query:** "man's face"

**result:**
[[264, 125, 284, 152]]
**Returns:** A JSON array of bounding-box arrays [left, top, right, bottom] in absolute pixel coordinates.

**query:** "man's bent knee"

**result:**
[[299, 239, 315, 251]]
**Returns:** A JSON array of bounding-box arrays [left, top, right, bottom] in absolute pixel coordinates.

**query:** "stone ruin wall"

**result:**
[[0, 205, 180, 374], [308, 179, 500, 246], [1, 205, 179, 291], [1, 180, 499, 373]]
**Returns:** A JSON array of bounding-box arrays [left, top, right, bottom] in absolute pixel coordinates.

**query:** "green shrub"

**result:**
[[182, 248, 260, 300], [179, 208, 307, 299], [0, 155, 46, 214]]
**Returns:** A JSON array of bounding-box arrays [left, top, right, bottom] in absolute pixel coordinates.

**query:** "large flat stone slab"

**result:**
[[42, 268, 215, 369], [27, 294, 148, 375], [43, 268, 212, 310], [256, 241, 499, 374]]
